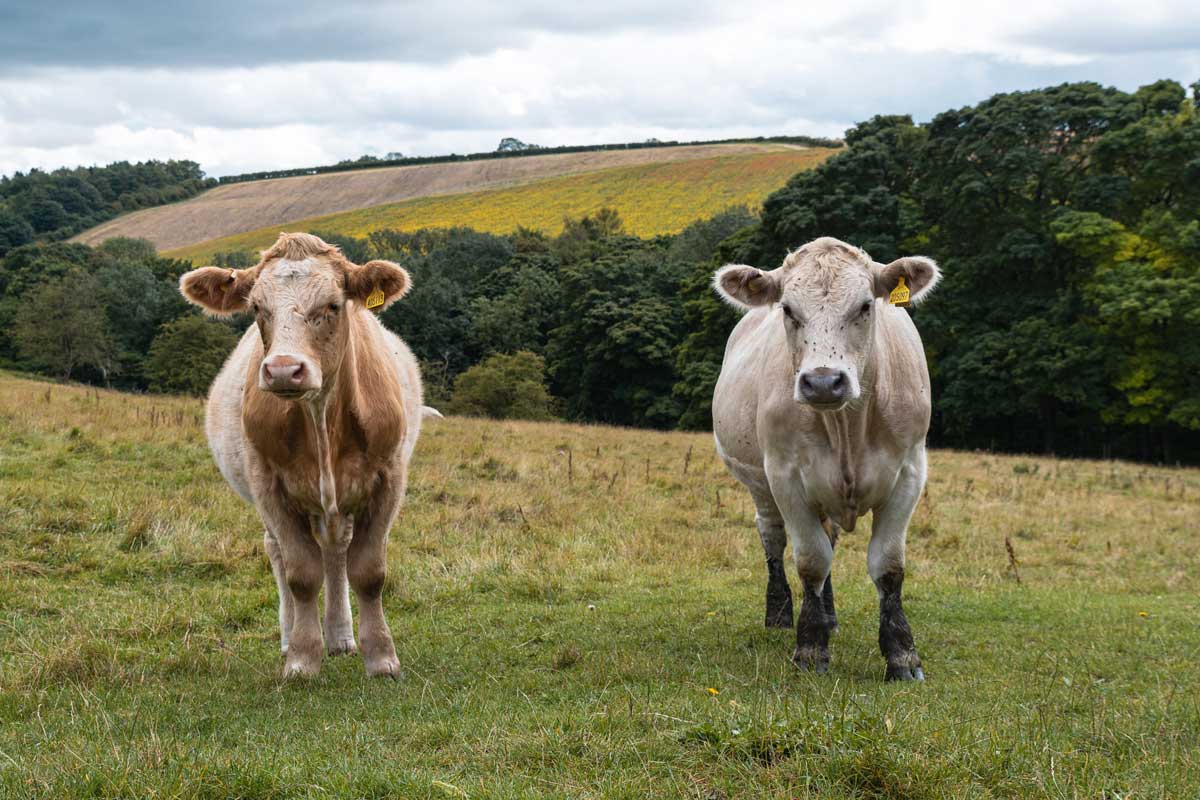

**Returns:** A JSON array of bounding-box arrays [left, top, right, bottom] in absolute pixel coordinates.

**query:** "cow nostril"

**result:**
[[831, 373, 845, 390], [263, 360, 304, 386]]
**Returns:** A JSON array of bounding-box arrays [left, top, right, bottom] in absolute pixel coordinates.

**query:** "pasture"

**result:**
[[1, 370, 1198, 798], [163, 148, 835, 264]]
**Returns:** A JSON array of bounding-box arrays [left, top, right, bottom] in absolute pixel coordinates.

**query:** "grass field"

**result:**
[[71, 142, 830, 256], [1, 370, 1198, 798], [165, 148, 835, 264]]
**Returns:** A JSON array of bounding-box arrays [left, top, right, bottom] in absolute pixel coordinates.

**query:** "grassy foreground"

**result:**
[[166, 149, 835, 264], [1, 371, 1198, 798]]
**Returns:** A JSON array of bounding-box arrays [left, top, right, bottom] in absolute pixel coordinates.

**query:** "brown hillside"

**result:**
[[73, 143, 802, 252]]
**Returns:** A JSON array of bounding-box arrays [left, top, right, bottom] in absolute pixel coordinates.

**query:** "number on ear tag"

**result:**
[[888, 276, 910, 307], [365, 286, 385, 310]]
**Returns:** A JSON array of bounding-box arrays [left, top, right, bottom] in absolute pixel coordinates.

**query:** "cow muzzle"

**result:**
[[797, 367, 851, 408], [260, 355, 319, 397]]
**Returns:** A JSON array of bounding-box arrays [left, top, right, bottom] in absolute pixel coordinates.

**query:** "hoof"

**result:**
[[365, 656, 401, 680], [792, 645, 829, 674], [282, 658, 321, 679], [327, 637, 358, 657], [885, 664, 925, 682]]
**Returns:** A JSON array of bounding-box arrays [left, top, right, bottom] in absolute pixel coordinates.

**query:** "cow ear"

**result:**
[[874, 256, 941, 306], [344, 259, 411, 311], [713, 264, 782, 309], [179, 267, 256, 317]]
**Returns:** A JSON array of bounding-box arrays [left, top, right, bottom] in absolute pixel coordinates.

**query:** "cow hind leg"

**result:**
[[263, 529, 294, 655], [318, 515, 357, 657], [752, 490, 793, 629], [820, 519, 840, 631], [322, 547, 357, 656]]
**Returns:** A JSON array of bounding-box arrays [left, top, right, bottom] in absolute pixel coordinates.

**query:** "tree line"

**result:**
[[1, 79, 1196, 462], [0, 160, 215, 255]]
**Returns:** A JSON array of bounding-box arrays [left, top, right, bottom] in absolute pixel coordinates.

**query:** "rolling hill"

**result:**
[[71, 142, 836, 262]]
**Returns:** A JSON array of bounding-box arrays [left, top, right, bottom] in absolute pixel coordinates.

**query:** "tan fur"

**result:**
[[183, 232, 422, 679]]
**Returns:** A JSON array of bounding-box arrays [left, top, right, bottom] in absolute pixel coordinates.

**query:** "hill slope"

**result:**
[[2, 371, 1198, 797], [73, 142, 824, 254], [167, 147, 835, 262]]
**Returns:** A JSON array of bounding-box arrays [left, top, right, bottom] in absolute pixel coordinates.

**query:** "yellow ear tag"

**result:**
[[365, 286, 385, 310], [888, 276, 910, 307]]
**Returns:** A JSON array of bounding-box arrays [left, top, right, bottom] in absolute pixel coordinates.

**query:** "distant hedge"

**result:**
[[217, 135, 843, 185]]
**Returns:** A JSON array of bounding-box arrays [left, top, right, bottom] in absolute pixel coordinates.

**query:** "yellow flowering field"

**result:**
[[167, 148, 836, 262]]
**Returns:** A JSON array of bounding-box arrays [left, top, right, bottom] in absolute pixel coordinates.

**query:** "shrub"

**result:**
[[145, 315, 238, 395], [448, 351, 556, 420]]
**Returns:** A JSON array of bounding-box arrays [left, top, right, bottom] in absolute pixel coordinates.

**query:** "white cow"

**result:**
[[711, 237, 940, 681]]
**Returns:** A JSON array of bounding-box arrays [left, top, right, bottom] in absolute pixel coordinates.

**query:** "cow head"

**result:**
[[714, 237, 939, 410], [179, 232, 410, 399]]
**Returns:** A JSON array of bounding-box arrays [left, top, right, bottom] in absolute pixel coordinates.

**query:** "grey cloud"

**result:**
[[0, 0, 727, 70]]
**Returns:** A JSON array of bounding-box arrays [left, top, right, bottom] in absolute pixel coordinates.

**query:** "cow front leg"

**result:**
[[752, 490, 792, 628], [258, 491, 325, 679], [348, 481, 402, 679], [263, 528, 294, 655], [869, 448, 926, 682], [318, 515, 357, 656], [280, 530, 324, 679], [786, 510, 836, 672]]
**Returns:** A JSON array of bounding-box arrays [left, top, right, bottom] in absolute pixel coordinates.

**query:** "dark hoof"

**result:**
[[885, 664, 925, 682], [792, 646, 829, 673]]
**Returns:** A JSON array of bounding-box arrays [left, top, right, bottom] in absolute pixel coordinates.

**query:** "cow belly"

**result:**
[[205, 330, 258, 505]]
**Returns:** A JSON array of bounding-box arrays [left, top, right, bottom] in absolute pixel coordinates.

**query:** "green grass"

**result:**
[[1, 371, 1198, 798], [166, 149, 836, 264]]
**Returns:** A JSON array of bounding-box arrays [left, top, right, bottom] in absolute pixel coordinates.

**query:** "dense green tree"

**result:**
[[547, 238, 685, 427], [13, 270, 116, 381], [0, 159, 214, 252], [448, 350, 556, 420], [145, 315, 238, 395]]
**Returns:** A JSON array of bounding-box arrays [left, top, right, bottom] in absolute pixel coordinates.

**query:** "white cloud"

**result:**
[[0, 0, 1196, 177]]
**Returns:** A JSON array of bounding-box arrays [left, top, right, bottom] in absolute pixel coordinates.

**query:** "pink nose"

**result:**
[[262, 357, 307, 390]]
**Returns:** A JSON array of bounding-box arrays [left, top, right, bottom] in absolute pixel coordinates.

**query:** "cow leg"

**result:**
[[319, 515, 357, 656], [820, 518, 839, 632], [263, 528, 293, 655], [348, 480, 402, 679], [773, 496, 836, 672], [257, 490, 325, 679], [869, 448, 926, 682], [751, 489, 792, 629], [322, 546, 356, 656]]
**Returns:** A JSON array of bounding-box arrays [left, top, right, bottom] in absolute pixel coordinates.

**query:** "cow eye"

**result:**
[[329, 303, 340, 313], [782, 305, 796, 322], [859, 301, 872, 316]]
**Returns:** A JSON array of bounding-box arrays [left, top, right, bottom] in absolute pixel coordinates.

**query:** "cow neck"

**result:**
[[816, 342, 879, 532], [302, 323, 360, 547]]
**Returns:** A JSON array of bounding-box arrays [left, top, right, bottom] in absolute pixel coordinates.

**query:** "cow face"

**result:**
[[714, 238, 939, 411], [180, 233, 409, 399]]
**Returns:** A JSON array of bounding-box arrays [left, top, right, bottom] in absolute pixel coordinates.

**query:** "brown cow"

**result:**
[[180, 232, 423, 678]]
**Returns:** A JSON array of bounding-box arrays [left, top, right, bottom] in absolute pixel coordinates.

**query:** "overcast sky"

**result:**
[[1, 0, 1197, 177]]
